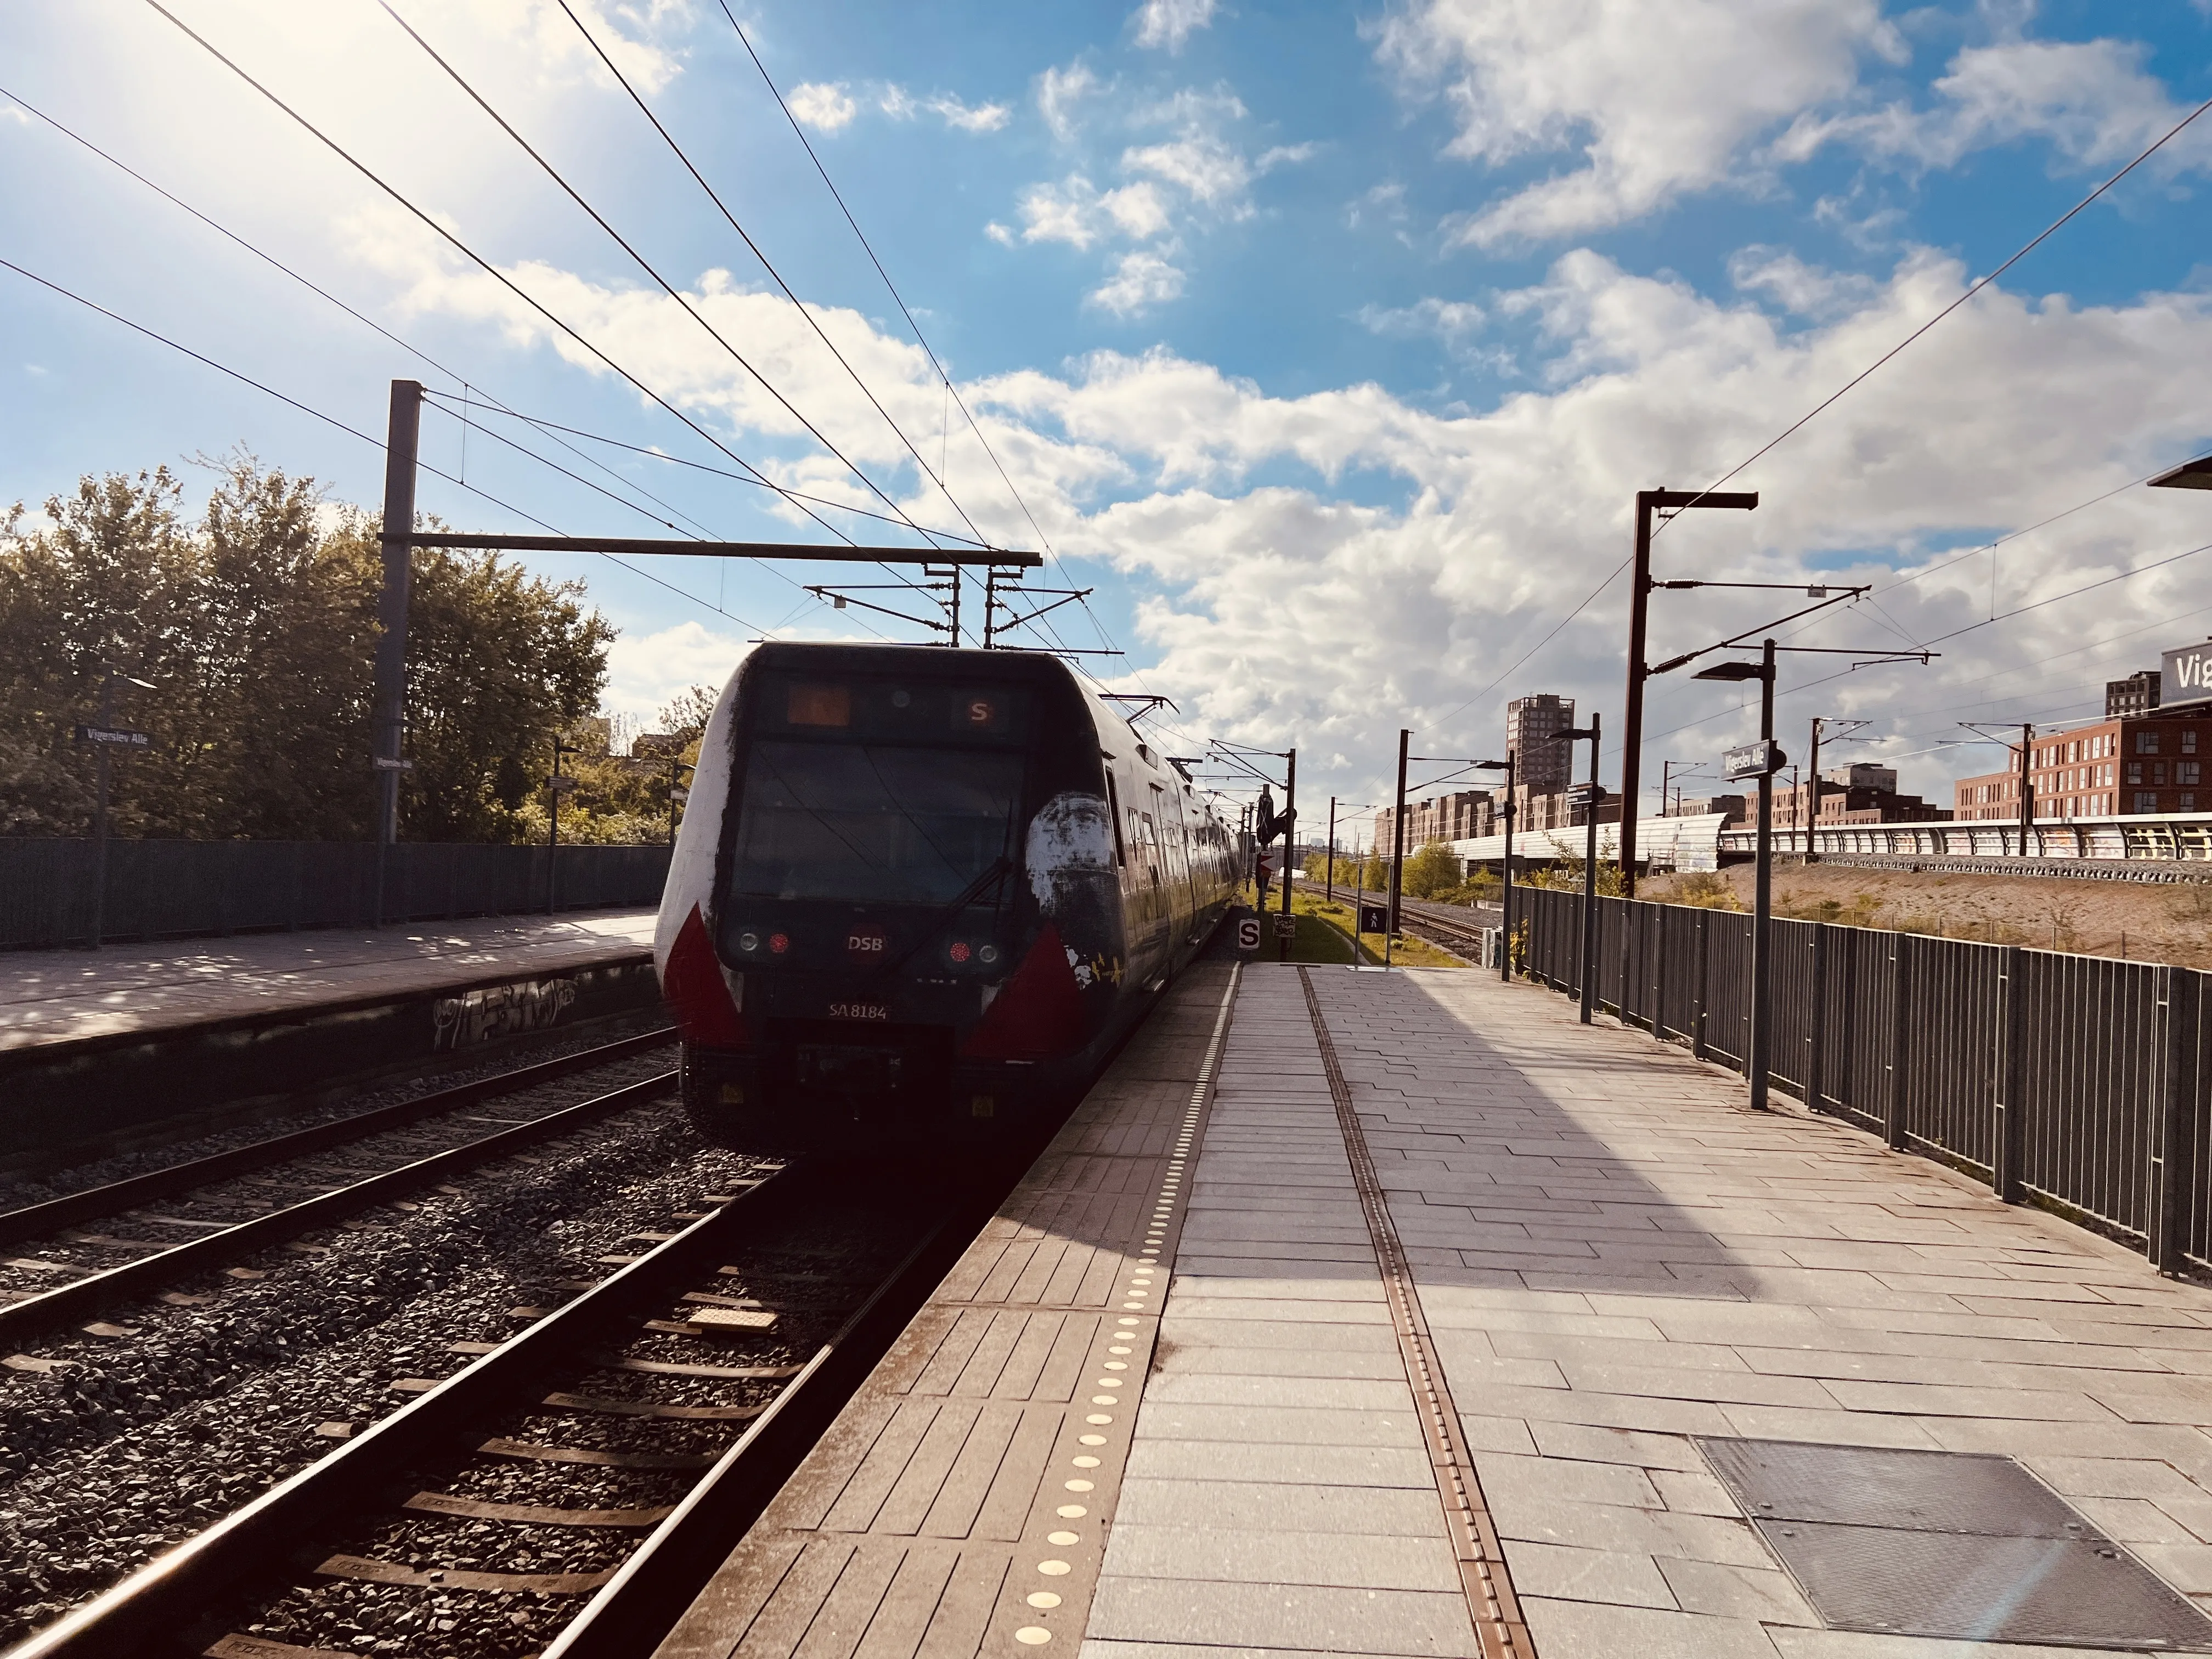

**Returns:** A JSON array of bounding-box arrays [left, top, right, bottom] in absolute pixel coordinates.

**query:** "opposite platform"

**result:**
[[0, 907, 656, 1051]]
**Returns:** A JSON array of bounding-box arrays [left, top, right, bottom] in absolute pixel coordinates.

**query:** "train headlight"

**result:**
[[978, 944, 1000, 965], [737, 930, 760, 954]]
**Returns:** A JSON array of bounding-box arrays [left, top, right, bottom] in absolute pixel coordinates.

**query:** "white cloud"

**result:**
[[878, 84, 1011, 133], [1089, 250, 1188, 315], [605, 622, 751, 721], [1012, 176, 1175, 249], [994, 78, 1308, 307], [928, 93, 1012, 133], [1124, 131, 1255, 208], [787, 81, 857, 132], [1038, 63, 1101, 142], [1357, 296, 1489, 358], [1132, 0, 1219, 53], [370, 213, 2212, 803], [1376, 0, 1899, 244], [1781, 37, 2207, 176]]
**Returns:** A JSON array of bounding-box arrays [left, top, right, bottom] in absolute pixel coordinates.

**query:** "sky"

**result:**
[[5, 0, 2212, 826]]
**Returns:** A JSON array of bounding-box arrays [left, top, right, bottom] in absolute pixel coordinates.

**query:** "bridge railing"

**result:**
[[1515, 885, 2205, 1274], [0, 839, 672, 951]]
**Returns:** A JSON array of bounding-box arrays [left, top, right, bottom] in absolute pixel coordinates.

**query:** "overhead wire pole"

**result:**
[[370, 380, 421, 927], [1619, 488, 1758, 896]]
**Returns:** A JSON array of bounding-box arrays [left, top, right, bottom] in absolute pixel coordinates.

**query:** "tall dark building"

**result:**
[[2108, 670, 2161, 719], [1506, 694, 1575, 797]]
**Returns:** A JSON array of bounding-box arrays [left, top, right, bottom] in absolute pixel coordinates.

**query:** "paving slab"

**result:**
[[1088, 961, 2212, 1658]]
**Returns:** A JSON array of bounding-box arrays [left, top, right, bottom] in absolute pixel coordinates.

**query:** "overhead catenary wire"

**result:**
[[1636, 536, 2212, 753], [550, 0, 999, 557], [417, 392, 985, 546], [0, 82, 915, 642], [142, 0, 883, 556], [1426, 88, 2212, 753], [721, 5, 1111, 662], [0, 253, 782, 636], [373, 3, 950, 571]]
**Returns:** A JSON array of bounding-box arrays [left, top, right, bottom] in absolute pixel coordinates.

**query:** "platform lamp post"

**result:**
[[1465, 754, 1516, 981], [1693, 646, 1782, 1109], [667, 754, 694, 847], [1551, 720, 1605, 1023], [1325, 797, 1338, 904], [1620, 488, 1760, 896], [547, 735, 578, 916], [78, 670, 155, 950]]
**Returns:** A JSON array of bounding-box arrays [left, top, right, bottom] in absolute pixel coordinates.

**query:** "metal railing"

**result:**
[[1514, 885, 2207, 1274], [0, 839, 673, 951]]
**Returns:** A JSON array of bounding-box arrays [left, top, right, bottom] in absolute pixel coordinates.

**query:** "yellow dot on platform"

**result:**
[[1038, 1559, 1072, 1576], [1091, 1395, 1118, 1405], [1086, 1414, 1113, 1425], [1058, 1504, 1087, 1517], [1015, 1627, 1051, 1645], [1065, 1479, 1094, 1492], [1049, 1530, 1080, 1544], [1028, 1592, 1062, 1609], [1079, 1435, 1106, 1446], [1073, 1455, 1101, 1468]]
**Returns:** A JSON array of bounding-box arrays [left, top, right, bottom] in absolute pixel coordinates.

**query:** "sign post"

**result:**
[[76, 675, 155, 950]]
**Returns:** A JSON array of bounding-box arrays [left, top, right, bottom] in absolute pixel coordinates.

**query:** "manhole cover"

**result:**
[[1697, 1438, 2212, 1651]]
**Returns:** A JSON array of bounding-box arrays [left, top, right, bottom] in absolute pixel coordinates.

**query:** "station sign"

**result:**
[[74, 724, 149, 748], [2163, 641, 2212, 707], [1566, 783, 1608, 806], [1273, 913, 1297, 940], [1235, 916, 1261, 952], [372, 757, 414, 771], [1724, 741, 1786, 780], [547, 775, 579, 792], [1358, 903, 1390, 934]]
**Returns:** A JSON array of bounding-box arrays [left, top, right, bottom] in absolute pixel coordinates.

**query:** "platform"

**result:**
[[0, 907, 656, 1051], [658, 956, 2212, 1659]]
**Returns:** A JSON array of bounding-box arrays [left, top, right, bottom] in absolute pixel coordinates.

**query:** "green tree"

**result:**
[[1403, 840, 1462, 899], [400, 545, 615, 842], [0, 458, 621, 844]]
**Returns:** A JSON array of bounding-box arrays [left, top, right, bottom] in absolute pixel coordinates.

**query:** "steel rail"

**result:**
[[0, 1068, 676, 1344], [3, 1167, 794, 1659], [541, 1212, 964, 1659], [0, 1026, 676, 1250]]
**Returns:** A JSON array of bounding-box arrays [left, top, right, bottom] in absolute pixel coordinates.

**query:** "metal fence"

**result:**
[[0, 839, 673, 951], [1515, 884, 2207, 1274]]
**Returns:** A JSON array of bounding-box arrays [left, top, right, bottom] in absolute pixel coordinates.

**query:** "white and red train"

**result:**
[[653, 642, 1243, 1150]]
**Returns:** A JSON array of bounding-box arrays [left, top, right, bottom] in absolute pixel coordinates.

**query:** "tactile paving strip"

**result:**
[[1700, 1437, 2212, 1650]]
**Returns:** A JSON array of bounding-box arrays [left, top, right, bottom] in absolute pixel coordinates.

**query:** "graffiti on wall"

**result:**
[[433, 976, 579, 1049]]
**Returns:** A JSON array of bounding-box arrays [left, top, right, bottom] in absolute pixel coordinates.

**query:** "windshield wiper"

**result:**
[[875, 857, 1012, 978]]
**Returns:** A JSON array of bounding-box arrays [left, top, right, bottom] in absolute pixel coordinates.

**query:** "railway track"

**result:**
[[1319, 883, 1497, 961], [9, 1159, 985, 1659], [0, 1029, 676, 1347]]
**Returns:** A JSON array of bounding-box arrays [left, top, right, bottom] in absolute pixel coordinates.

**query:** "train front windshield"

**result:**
[[730, 741, 1024, 905]]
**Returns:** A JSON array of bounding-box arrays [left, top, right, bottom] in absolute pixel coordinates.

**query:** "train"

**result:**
[[653, 642, 1245, 1150]]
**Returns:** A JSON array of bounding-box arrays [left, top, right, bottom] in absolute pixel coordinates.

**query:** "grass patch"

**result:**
[[1253, 888, 1467, 968]]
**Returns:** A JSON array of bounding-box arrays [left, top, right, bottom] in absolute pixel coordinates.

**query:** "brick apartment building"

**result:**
[[1372, 789, 1495, 851], [1954, 702, 2212, 820], [1774, 764, 1948, 829]]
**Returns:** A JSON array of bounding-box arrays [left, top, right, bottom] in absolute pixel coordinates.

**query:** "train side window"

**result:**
[[1139, 812, 1161, 883], [1103, 770, 1128, 866]]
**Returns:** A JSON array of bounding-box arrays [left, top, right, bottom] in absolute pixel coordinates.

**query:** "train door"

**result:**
[[1131, 803, 1170, 977]]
